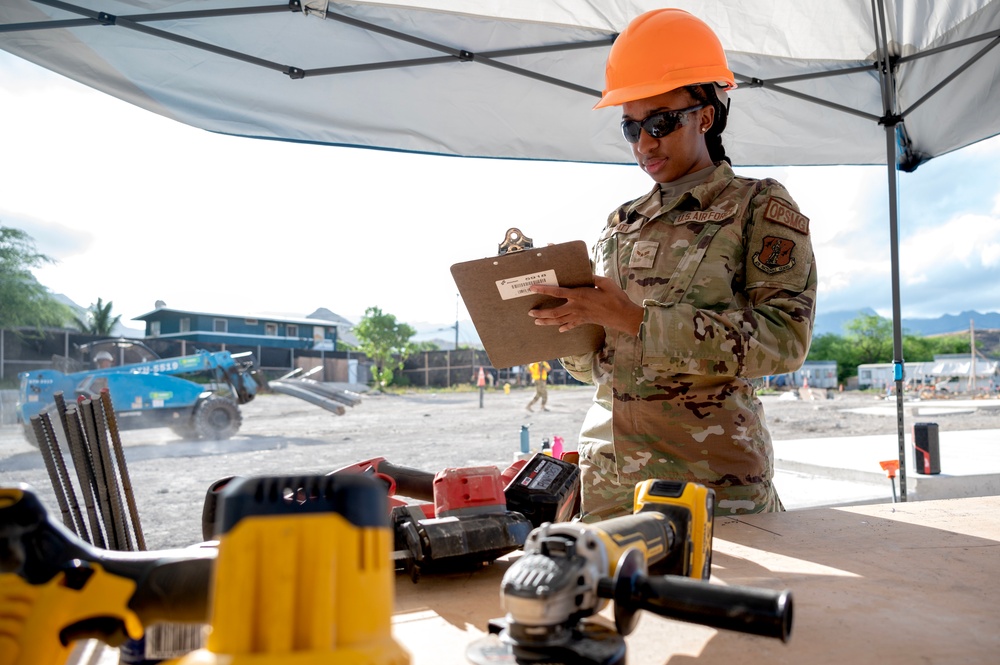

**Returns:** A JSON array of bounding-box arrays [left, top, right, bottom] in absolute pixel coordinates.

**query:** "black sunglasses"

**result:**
[[621, 104, 706, 143]]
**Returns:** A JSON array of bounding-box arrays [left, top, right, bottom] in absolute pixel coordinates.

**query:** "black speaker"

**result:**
[[912, 422, 941, 475]]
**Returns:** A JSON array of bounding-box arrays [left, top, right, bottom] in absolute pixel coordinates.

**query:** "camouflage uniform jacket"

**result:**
[[562, 163, 816, 518]]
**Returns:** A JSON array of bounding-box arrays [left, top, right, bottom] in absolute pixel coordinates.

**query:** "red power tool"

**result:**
[[330, 454, 580, 581], [202, 454, 580, 581]]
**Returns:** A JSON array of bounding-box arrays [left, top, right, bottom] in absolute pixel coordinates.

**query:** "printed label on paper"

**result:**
[[496, 269, 558, 300]]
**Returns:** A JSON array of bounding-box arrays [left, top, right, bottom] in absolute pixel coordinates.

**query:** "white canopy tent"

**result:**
[[3, 0, 1000, 498]]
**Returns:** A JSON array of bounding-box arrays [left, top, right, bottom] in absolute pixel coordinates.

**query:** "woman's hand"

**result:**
[[528, 275, 644, 336]]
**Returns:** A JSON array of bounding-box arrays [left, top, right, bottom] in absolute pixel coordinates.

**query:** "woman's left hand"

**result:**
[[528, 275, 644, 336]]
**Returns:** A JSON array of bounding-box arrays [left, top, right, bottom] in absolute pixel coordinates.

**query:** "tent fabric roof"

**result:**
[[2, 0, 999, 168]]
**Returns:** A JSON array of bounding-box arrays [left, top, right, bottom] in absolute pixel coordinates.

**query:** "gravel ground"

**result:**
[[2, 384, 998, 549]]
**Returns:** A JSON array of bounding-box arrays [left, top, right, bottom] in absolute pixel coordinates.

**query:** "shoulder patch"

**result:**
[[763, 198, 809, 235], [752, 236, 797, 274]]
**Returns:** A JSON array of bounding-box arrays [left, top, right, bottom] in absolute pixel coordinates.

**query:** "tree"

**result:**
[[809, 313, 995, 384], [902, 333, 936, 362], [353, 306, 417, 388], [844, 312, 894, 365], [74, 297, 122, 336], [930, 335, 978, 356], [0, 226, 72, 329]]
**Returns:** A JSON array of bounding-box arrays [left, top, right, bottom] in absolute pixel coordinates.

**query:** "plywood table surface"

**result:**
[[392, 496, 1000, 664]]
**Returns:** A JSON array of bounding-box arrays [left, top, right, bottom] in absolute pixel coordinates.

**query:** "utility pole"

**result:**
[[970, 318, 976, 392], [454, 293, 460, 351]]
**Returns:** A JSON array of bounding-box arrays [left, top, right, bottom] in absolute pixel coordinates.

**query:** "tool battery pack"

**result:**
[[504, 453, 580, 526]]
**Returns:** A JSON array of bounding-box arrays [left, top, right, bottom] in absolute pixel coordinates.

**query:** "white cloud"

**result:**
[[901, 213, 1000, 275], [892, 209, 1000, 317], [983, 243, 1000, 268]]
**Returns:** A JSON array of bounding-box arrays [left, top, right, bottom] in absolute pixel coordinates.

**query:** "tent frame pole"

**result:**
[[872, 0, 908, 501]]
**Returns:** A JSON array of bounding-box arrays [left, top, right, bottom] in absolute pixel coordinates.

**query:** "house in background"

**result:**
[[133, 303, 354, 351], [305, 308, 359, 349], [768, 360, 839, 389], [858, 354, 999, 392]]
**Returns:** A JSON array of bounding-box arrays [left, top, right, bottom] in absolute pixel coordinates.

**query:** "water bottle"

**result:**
[[552, 435, 564, 459], [520, 424, 530, 453]]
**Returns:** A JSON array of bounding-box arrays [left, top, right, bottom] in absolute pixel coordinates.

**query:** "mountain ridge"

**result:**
[[813, 308, 1000, 337]]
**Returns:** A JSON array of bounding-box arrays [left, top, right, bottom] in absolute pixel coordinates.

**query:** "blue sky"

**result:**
[[2, 50, 999, 342]]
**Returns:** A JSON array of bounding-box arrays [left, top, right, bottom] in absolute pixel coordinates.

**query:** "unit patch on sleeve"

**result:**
[[763, 199, 809, 235], [752, 236, 797, 274]]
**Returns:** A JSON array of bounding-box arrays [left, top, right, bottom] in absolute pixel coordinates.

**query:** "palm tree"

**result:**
[[75, 297, 122, 336]]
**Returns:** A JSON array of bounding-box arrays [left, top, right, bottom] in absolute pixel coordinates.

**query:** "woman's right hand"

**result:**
[[528, 275, 643, 336]]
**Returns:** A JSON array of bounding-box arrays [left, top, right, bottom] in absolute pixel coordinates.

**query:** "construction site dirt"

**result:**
[[2, 385, 999, 550]]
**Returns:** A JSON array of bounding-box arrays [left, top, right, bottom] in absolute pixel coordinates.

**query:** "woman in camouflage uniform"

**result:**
[[529, 9, 817, 519]]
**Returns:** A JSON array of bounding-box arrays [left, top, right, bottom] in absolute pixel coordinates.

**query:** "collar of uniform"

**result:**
[[628, 162, 736, 220]]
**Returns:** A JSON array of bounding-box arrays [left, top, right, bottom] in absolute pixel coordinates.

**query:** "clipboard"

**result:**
[[451, 238, 605, 369]]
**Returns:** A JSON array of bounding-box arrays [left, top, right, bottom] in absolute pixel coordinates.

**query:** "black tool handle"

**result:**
[[603, 573, 792, 642], [373, 461, 436, 502], [2, 483, 216, 630], [102, 550, 215, 624]]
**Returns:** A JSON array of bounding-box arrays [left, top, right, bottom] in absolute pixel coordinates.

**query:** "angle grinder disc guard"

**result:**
[[466, 621, 626, 665]]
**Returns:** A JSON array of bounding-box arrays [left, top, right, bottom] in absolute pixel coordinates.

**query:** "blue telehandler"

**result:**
[[18, 345, 265, 445]]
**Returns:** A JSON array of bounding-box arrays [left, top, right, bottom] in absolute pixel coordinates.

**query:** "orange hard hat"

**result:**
[[595, 8, 736, 109]]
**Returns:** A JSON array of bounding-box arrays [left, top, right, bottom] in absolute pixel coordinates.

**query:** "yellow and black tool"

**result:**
[[467, 479, 792, 665], [174, 474, 409, 665], [0, 474, 410, 665], [0, 484, 214, 665]]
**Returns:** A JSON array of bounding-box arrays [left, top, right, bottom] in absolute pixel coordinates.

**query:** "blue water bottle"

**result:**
[[520, 424, 530, 453]]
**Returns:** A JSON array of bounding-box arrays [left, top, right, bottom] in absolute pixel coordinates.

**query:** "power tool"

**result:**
[[0, 483, 215, 665], [1, 474, 410, 665], [175, 474, 409, 665], [389, 464, 533, 581], [202, 453, 581, 581], [325, 454, 580, 528], [466, 479, 793, 665], [347, 454, 580, 581]]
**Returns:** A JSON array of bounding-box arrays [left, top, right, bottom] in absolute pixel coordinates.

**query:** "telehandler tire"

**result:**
[[194, 396, 242, 440]]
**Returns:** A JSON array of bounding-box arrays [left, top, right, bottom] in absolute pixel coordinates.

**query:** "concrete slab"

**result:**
[[844, 405, 975, 417], [839, 398, 1000, 419], [772, 468, 892, 510], [773, 428, 1000, 504]]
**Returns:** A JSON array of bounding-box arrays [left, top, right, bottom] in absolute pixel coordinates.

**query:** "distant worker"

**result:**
[[526, 360, 551, 412], [94, 350, 114, 369]]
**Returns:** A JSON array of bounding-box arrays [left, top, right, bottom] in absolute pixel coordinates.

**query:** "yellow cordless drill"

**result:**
[[468, 479, 792, 665]]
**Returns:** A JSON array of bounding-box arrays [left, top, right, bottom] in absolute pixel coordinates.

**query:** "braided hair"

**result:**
[[686, 84, 731, 165]]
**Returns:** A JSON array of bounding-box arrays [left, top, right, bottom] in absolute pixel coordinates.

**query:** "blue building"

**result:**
[[132, 304, 347, 351]]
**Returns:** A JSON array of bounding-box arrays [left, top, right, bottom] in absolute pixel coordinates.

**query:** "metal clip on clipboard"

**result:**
[[451, 229, 604, 368]]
